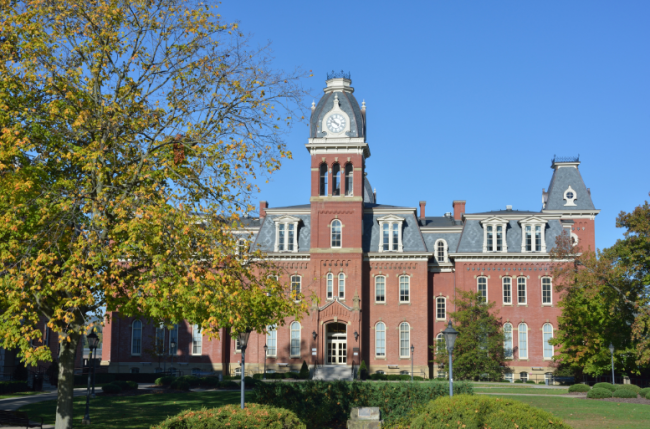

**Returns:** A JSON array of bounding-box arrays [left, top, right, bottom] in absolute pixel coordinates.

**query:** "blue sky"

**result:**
[[219, 1, 649, 251]]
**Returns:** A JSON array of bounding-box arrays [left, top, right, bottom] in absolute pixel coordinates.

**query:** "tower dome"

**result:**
[[310, 71, 366, 139]]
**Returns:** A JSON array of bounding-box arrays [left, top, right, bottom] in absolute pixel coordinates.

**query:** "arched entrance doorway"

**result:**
[[326, 323, 347, 365]]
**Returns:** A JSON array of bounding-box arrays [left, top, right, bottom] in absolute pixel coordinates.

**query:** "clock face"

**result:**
[[326, 114, 346, 134]]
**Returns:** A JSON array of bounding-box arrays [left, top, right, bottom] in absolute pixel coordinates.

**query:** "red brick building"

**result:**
[[101, 74, 598, 381]]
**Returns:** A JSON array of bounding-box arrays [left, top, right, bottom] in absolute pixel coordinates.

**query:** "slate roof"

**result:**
[[468, 210, 542, 216], [362, 212, 427, 252], [423, 232, 461, 254], [310, 91, 365, 139], [545, 165, 596, 210], [363, 177, 375, 204], [419, 216, 462, 227], [456, 219, 564, 253]]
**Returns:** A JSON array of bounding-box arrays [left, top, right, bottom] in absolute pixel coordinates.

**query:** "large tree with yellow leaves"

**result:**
[[0, 1, 309, 427]]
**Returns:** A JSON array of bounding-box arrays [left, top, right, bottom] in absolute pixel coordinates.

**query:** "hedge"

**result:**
[[155, 376, 175, 387], [0, 381, 29, 395], [410, 395, 572, 429], [368, 373, 424, 381], [592, 382, 617, 392], [111, 380, 137, 391], [616, 384, 641, 394], [587, 387, 613, 399], [612, 388, 637, 398], [151, 404, 305, 429], [646, 391, 650, 400], [568, 384, 591, 393], [170, 380, 190, 391], [639, 387, 650, 398], [101, 384, 122, 394], [252, 380, 473, 428], [218, 381, 239, 390], [74, 372, 164, 385]]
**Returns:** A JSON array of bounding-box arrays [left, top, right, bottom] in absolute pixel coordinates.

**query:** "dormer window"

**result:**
[[519, 217, 548, 253], [377, 215, 404, 252], [481, 217, 508, 253], [273, 215, 300, 252], [563, 186, 577, 206], [434, 239, 448, 263]]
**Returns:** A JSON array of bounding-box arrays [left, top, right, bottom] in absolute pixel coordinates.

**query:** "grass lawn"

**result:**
[[19, 390, 250, 429], [0, 391, 47, 400], [492, 395, 650, 429], [474, 387, 569, 395]]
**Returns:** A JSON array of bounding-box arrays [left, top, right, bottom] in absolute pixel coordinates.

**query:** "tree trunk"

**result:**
[[55, 332, 81, 429]]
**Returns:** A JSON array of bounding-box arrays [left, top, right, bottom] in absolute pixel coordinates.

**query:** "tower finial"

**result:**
[[311, 100, 316, 112], [361, 100, 366, 111]]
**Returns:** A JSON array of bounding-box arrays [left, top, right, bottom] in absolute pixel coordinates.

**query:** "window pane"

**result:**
[[331, 220, 341, 248], [503, 277, 512, 304], [504, 323, 513, 358], [525, 226, 532, 251], [519, 324, 528, 359], [382, 224, 389, 251], [376, 323, 386, 357], [478, 277, 487, 302], [338, 273, 345, 299], [437, 241, 445, 262], [399, 276, 410, 302], [320, 164, 328, 196], [542, 277, 552, 304], [132, 321, 142, 355], [399, 323, 410, 357], [278, 224, 285, 251], [169, 324, 178, 355], [291, 276, 301, 297], [192, 325, 202, 355], [543, 323, 553, 359], [267, 325, 277, 356], [535, 225, 542, 251], [155, 327, 165, 353], [375, 276, 385, 302], [327, 273, 333, 299], [496, 225, 502, 251], [487, 226, 493, 251], [518, 278, 526, 304], [287, 224, 295, 251], [436, 297, 446, 319], [332, 163, 340, 196], [392, 223, 399, 251], [345, 164, 353, 196], [291, 322, 300, 356]]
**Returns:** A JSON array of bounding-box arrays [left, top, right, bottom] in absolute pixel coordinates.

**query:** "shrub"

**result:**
[[617, 384, 641, 394], [253, 380, 473, 428], [111, 380, 137, 391], [359, 360, 368, 380], [525, 380, 536, 384], [218, 380, 239, 389], [612, 388, 637, 398], [285, 372, 300, 379], [514, 380, 524, 383], [101, 383, 122, 394], [155, 376, 175, 387], [593, 382, 617, 392], [199, 377, 220, 388], [177, 375, 200, 388], [587, 387, 613, 399], [152, 403, 305, 429], [0, 381, 30, 395], [639, 387, 650, 398], [243, 376, 257, 388], [499, 379, 511, 383], [410, 395, 571, 429], [299, 361, 310, 380], [568, 384, 591, 393], [646, 390, 650, 400], [170, 379, 190, 391]]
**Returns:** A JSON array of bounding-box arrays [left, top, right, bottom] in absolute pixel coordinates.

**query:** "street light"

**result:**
[[87, 332, 99, 398], [170, 340, 177, 376], [237, 329, 252, 409], [82, 331, 99, 425], [410, 344, 414, 382], [609, 343, 615, 385], [442, 321, 459, 397], [263, 344, 268, 380]]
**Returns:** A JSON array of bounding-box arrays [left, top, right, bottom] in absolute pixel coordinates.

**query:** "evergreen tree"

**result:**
[[432, 290, 506, 381], [299, 360, 309, 380]]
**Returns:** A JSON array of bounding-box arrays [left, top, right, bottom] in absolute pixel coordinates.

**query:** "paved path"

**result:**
[[477, 392, 584, 398]]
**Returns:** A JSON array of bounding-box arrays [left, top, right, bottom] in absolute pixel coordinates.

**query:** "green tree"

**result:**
[[550, 194, 650, 376], [432, 290, 506, 381], [0, 1, 309, 428]]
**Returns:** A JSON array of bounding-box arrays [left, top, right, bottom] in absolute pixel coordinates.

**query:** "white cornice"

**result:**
[[451, 253, 552, 261], [541, 210, 600, 220], [265, 209, 311, 215], [365, 252, 432, 261], [305, 139, 371, 158], [377, 214, 405, 222], [465, 213, 562, 221], [420, 227, 463, 233], [262, 253, 311, 261], [272, 214, 302, 223], [363, 207, 416, 215]]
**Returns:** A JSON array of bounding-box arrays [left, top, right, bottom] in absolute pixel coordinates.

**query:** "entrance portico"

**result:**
[[326, 322, 347, 365]]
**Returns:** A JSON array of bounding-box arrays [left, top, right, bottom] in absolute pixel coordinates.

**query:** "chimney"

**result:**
[[419, 201, 426, 220], [452, 200, 466, 221], [259, 201, 268, 218]]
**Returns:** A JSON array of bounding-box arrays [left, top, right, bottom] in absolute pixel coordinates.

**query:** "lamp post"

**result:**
[[263, 344, 268, 380], [82, 331, 99, 425], [442, 321, 459, 397], [410, 344, 414, 382], [609, 343, 615, 385], [170, 340, 177, 376], [88, 332, 99, 398], [237, 329, 252, 409]]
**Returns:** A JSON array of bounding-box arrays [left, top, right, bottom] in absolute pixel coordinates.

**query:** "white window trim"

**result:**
[[377, 215, 405, 252], [234, 338, 241, 353], [434, 239, 448, 263], [480, 217, 508, 253], [338, 272, 345, 299], [435, 296, 446, 320], [435, 332, 444, 354], [291, 275, 302, 301], [131, 320, 142, 356], [477, 276, 488, 302], [326, 273, 334, 300], [542, 276, 552, 305], [504, 323, 513, 360], [375, 322, 386, 358], [563, 186, 577, 206], [330, 219, 342, 248], [399, 275, 410, 303], [273, 215, 300, 253], [517, 277, 527, 305], [290, 321, 301, 358], [518, 323, 528, 359], [519, 217, 548, 253], [543, 323, 554, 360], [399, 322, 410, 358], [169, 324, 179, 356], [191, 324, 202, 356], [502, 277, 512, 305], [266, 325, 277, 357], [375, 275, 386, 303]]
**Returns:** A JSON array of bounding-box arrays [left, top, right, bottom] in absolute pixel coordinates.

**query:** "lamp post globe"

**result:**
[[237, 329, 252, 409], [609, 343, 615, 385], [442, 321, 459, 397]]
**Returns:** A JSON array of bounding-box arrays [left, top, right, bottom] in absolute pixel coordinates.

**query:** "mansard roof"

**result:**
[[456, 219, 564, 253], [310, 88, 365, 139], [419, 217, 462, 228], [544, 160, 596, 211]]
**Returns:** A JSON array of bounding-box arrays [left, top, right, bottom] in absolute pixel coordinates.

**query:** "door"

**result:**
[[327, 337, 347, 364]]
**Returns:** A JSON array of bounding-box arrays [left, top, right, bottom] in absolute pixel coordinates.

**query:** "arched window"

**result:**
[[477, 277, 487, 302], [131, 320, 142, 355], [266, 325, 277, 357], [518, 323, 528, 359], [436, 240, 447, 263], [326, 273, 333, 299], [332, 163, 341, 196], [191, 324, 202, 355], [375, 322, 386, 357], [436, 297, 446, 320], [399, 276, 410, 302], [291, 275, 301, 298], [543, 323, 553, 359], [290, 322, 301, 357], [502, 277, 512, 304], [331, 220, 342, 248], [517, 277, 527, 304], [435, 332, 444, 354], [542, 277, 552, 305], [338, 273, 345, 299], [344, 163, 353, 196], [399, 322, 410, 358], [169, 324, 178, 355], [503, 323, 513, 359], [319, 163, 328, 196], [375, 276, 385, 303]]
